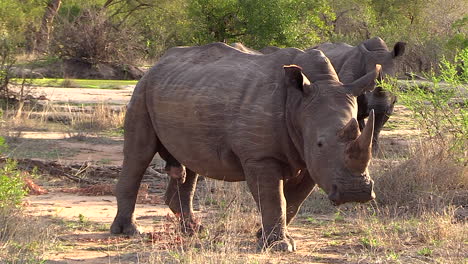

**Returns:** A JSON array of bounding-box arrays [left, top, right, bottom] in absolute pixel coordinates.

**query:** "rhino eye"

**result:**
[[317, 141, 323, 148]]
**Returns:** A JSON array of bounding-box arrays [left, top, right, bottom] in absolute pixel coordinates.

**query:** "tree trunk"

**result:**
[[35, 0, 62, 53]]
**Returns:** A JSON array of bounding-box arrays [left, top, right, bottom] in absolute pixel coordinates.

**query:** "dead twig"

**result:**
[[63, 173, 97, 184]]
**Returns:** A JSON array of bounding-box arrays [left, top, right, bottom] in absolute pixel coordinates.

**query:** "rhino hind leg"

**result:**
[[164, 168, 201, 234], [111, 141, 158, 235], [111, 98, 159, 235], [243, 160, 295, 252], [284, 170, 316, 224]]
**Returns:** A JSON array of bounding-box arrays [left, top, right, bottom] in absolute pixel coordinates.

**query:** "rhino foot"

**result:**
[[180, 219, 204, 236], [257, 231, 296, 252], [110, 218, 141, 236], [258, 238, 296, 252], [256, 228, 296, 248]]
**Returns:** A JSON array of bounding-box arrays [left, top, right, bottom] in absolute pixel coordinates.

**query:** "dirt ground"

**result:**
[[22, 85, 134, 105], [4, 85, 437, 264]]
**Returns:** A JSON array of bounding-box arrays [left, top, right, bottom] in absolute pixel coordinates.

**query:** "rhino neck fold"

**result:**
[[284, 88, 306, 169]]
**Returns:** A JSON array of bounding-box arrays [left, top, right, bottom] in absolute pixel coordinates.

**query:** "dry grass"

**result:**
[[0, 207, 58, 263], [344, 136, 468, 263], [353, 207, 467, 263], [69, 103, 125, 132], [372, 140, 467, 213], [0, 101, 125, 136], [141, 180, 263, 263]]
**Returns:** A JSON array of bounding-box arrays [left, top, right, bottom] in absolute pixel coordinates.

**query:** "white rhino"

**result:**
[[111, 43, 380, 252]]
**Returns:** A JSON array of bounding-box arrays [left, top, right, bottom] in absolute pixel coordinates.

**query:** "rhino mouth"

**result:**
[[328, 183, 376, 206]]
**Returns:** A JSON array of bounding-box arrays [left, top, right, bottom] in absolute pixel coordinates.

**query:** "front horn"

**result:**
[[357, 110, 375, 151]]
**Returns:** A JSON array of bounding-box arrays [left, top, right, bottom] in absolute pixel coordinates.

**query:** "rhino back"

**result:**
[[144, 43, 298, 180], [313, 43, 362, 83], [312, 42, 354, 54]]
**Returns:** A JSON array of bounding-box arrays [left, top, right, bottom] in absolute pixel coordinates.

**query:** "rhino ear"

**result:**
[[345, 64, 382, 96], [284, 65, 312, 94], [392, 42, 406, 58]]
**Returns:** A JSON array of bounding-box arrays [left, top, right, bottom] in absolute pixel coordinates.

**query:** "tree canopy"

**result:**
[[0, 0, 466, 70]]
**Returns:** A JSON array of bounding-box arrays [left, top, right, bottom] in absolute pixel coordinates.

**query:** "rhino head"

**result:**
[[285, 64, 382, 205], [357, 38, 405, 152], [358, 38, 405, 78]]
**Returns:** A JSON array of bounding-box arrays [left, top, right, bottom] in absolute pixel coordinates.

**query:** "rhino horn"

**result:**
[[357, 109, 375, 151], [345, 64, 382, 96], [338, 118, 360, 142], [344, 110, 374, 172]]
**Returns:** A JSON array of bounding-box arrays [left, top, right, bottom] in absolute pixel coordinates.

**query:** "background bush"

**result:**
[[0, 137, 27, 208], [371, 48, 467, 211], [0, 0, 466, 70]]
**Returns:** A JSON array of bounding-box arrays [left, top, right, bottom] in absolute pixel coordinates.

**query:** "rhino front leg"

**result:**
[[256, 170, 315, 242], [165, 168, 201, 234], [244, 160, 295, 252]]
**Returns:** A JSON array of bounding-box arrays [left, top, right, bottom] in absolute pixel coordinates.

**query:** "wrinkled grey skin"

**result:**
[[312, 37, 406, 153], [110, 43, 380, 252]]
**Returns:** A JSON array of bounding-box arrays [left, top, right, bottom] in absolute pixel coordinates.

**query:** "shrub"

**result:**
[[372, 48, 468, 211], [396, 49, 467, 159], [51, 8, 144, 65], [373, 144, 466, 211], [0, 36, 16, 103], [0, 159, 27, 208], [0, 136, 55, 262], [0, 136, 26, 208]]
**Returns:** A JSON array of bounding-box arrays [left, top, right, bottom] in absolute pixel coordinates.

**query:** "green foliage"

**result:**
[[187, 0, 333, 49], [0, 0, 43, 45], [1, 0, 467, 72], [0, 136, 27, 208], [360, 236, 380, 249], [447, 16, 468, 51], [417, 247, 433, 256], [439, 48, 468, 84], [0, 136, 7, 154], [0, 36, 17, 100], [0, 159, 27, 208], [384, 48, 468, 160], [132, 0, 193, 58]]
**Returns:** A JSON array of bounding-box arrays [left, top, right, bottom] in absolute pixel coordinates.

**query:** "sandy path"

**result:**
[[25, 191, 351, 264], [25, 193, 170, 232], [17, 86, 135, 105], [25, 193, 172, 264], [58, 141, 124, 166]]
